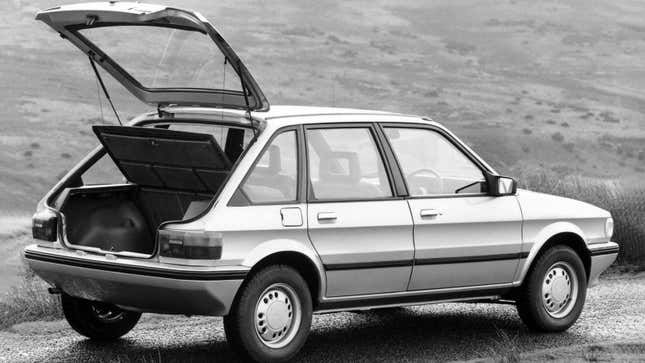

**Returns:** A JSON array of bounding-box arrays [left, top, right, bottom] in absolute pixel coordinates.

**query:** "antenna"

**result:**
[[88, 54, 122, 126], [332, 80, 336, 107]]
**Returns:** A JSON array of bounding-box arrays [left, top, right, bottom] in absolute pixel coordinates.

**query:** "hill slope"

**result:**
[[1, 0, 645, 212]]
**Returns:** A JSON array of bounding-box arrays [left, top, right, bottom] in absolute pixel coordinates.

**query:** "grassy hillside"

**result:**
[[1, 0, 645, 213]]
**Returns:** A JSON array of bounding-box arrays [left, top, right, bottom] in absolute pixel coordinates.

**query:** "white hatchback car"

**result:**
[[27, 3, 619, 362]]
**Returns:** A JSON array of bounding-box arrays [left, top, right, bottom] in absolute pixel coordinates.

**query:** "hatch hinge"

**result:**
[[157, 104, 174, 118]]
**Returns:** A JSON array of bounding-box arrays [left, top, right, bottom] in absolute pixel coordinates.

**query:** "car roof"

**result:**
[[259, 105, 409, 119], [161, 104, 428, 127]]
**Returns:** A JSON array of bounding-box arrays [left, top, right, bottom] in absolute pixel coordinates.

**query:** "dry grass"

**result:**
[[0, 265, 62, 329], [485, 328, 521, 363], [517, 172, 645, 265]]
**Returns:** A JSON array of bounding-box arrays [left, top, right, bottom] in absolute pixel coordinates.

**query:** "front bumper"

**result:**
[[587, 241, 619, 287], [24, 244, 249, 316]]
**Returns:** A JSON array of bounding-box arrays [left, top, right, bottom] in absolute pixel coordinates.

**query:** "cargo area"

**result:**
[[57, 125, 245, 256]]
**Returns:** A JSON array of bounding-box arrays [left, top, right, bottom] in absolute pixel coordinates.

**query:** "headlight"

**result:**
[[605, 218, 614, 239]]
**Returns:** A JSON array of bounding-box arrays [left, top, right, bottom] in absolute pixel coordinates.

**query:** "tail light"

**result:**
[[32, 209, 58, 242], [158, 229, 222, 259]]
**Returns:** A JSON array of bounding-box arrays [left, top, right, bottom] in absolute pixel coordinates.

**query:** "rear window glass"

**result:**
[[78, 26, 242, 91]]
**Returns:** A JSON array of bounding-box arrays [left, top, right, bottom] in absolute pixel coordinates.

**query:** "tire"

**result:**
[[516, 245, 587, 332], [61, 294, 141, 340], [224, 265, 313, 363]]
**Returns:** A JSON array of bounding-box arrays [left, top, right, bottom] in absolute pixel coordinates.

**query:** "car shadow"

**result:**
[[52, 304, 588, 362], [301, 305, 588, 362], [61, 338, 237, 362]]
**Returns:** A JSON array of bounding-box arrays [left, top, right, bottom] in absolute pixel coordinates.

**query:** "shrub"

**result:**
[[599, 111, 620, 123], [551, 132, 564, 142], [0, 266, 62, 329]]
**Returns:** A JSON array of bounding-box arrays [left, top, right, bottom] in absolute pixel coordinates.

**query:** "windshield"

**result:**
[[78, 26, 242, 91]]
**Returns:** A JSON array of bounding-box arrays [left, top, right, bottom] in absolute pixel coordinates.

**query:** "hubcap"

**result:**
[[541, 261, 578, 318], [254, 283, 301, 348]]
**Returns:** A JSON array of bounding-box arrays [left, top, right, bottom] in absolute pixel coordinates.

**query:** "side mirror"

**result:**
[[485, 173, 517, 196]]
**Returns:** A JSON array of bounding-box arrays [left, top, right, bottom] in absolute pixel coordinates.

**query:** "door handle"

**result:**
[[420, 209, 442, 218], [317, 212, 337, 221]]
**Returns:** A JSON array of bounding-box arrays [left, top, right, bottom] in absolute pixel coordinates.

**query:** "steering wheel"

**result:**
[[407, 168, 443, 195], [408, 168, 440, 179]]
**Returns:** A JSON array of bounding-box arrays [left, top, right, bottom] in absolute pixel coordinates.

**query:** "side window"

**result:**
[[240, 130, 298, 204], [384, 127, 485, 196], [306, 127, 392, 200], [166, 123, 253, 163], [81, 154, 126, 185]]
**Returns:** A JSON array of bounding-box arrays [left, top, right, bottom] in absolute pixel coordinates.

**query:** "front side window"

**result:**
[[240, 131, 298, 204], [307, 127, 392, 200], [384, 127, 485, 196]]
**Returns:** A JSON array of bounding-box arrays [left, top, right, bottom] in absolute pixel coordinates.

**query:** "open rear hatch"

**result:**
[[58, 126, 234, 257], [36, 2, 269, 110]]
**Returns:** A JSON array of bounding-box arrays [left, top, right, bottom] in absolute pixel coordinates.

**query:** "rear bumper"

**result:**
[[24, 244, 248, 316], [587, 241, 619, 287]]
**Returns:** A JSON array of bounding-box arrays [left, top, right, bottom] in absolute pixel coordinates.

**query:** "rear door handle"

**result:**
[[420, 209, 442, 218], [317, 212, 337, 221]]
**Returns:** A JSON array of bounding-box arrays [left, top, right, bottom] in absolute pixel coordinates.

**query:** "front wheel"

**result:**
[[224, 265, 312, 362], [516, 246, 587, 332], [61, 294, 141, 340]]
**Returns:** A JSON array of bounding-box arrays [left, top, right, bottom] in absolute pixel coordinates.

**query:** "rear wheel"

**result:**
[[61, 294, 141, 340], [224, 265, 312, 362], [516, 246, 587, 332]]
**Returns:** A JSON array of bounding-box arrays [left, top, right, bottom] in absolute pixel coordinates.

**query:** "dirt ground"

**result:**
[[0, 272, 643, 362]]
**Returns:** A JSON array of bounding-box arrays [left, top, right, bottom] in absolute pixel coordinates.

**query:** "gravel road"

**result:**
[[1, 272, 643, 363]]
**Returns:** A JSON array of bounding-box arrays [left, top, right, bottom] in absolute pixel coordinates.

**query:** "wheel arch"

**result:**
[[517, 224, 591, 284], [247, 252, 322, 307], [239, 239, 326, 308]]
